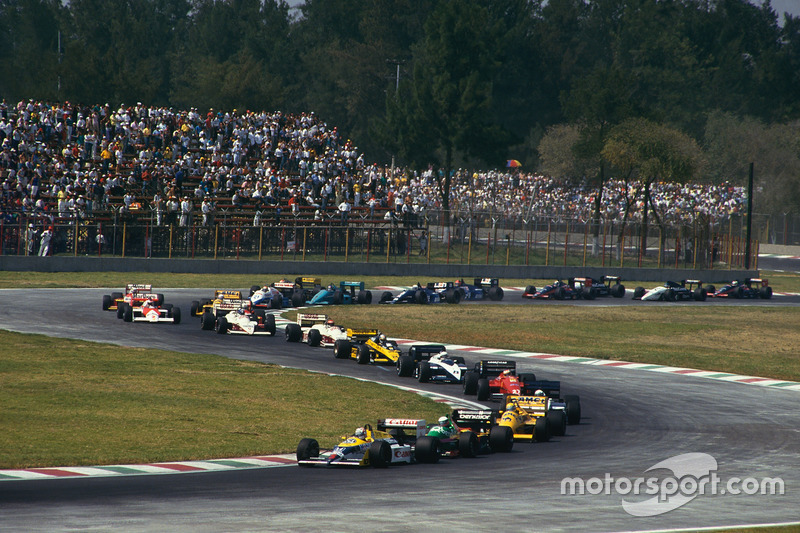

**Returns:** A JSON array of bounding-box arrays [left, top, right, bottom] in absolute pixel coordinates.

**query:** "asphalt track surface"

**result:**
[[1, 287, 799, 533]]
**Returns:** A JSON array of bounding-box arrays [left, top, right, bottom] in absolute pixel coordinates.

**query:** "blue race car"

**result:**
[[379, 283, 445, 304], [445, 278, 504, 303], [306, 281, 373, 305]]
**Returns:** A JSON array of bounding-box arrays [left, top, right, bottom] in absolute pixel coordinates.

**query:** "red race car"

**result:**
[[463, 360, 539, 402]]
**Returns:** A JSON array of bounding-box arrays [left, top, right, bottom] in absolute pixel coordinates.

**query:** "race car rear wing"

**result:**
[[507, 394, 549, 413], [214, 299, 249, 311], [473, 277, 499, 288], [125, 283, 152, 292], [474, 359, 516, 378], [521, 379, 561, 398], [407, 344, 448, 362], [214, 289, 243, 299], [272, 280, 297, 291], [451, 409, 497, 431], [347, 328, 379, 342], [376, 418, 427, 439], [296, 313, 329, 327]]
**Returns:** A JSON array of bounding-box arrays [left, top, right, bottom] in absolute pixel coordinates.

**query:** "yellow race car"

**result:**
[[333, 328, 402, 364], [190, 289, 244, 317], [495, 393, 567, 443]]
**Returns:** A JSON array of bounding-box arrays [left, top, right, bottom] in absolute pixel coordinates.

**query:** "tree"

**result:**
[[602, 118, 705, 259]]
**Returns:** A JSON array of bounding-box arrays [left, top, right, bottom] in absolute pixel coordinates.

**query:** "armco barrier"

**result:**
[[0, 256, 757, 283]]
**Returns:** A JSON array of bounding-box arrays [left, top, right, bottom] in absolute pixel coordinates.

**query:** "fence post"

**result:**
[[122, 221, 126, 258], [258, 226, 263, 260], [602, 223, 607, 267], [168, 225, 173, 259], [467, 230, 472, 265], [545, 222, 551, 266], [583, 223, 588, 267], [345, 228, 349, 262], [366, 229, 371, 263], [620, 229, 624, 268], [563, 223, 569, 266], [303, 227, 307, 262], [324, 227, 329, 262], [386, 229, 391, 263]]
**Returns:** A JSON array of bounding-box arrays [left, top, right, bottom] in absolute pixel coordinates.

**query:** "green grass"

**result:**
[[0, 331, 447, 469]]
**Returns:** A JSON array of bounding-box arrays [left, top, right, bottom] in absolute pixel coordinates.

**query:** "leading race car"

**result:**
[[305, 281, 373, 306], [396, 344, 468, 384], [521, 280, 578, 300], [705, 278, 772, 299], [284, 313, 347, 347], [190, 289, 244, 317], [632, 279, 707, 301], [121, 295, 181, 324], [379, 283, 445, 304], [296, 419, 426, 467], [202, 300, 277, 335], [104, 283, 164, 315]]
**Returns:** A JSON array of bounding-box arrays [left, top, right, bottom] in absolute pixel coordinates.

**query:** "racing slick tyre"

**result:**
[[123, 305, 133, 322], [735, 285, 745, 299], [291, 291, 305, 307], [102, 295, 112, 310], [564, 395, 581, 425], [523, 285, 536, 297], [445, 288, 459, 304], [415, 290, 428, 304], [332, 290, 344, 305], [264, 314, 276, 336], [285, 323, 302, 342], [547, 410, 567, 437], [215, 316, 229, 334], [488, 286, 504, 301], [171, 307, 181, 324], [155, 293, 165, 305], [163, 303, 174, 311], [517, 373, 537, 386], [396, 355, 415, 377], [380, 291, 393, 303], [476, 378, 491, 401], [694, 287, 707, 301], [250, 285, 261, 297], [463, 371, 479, 395], [705, 284, 716, 294], [556, 286, 567, 300], [611, 284, 626, 298], [357, 290, 372, 304], [356, 344, 371, 364], [534, 417, 551, 442], [458, 431, 480, 458], [368, 440, 392, 468], [307, 328, 322, 347], [334, 340, 351, 359], [117, 303, 127, 319], [489, 425, 514, 453], [414, 436, 441, 464], [269, 297, 282, 310], [190, 301, 200, 316], [296, 438, 320, 462], [665, 288, 676, 302], [633, 287, 645, 300], [760, 286, 773, 299], [416, 361, 432, 383], [582, 287, 597, 300], [201, 311, 215, 330]]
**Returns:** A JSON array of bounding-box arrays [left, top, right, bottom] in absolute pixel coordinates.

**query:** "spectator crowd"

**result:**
[[1, 98, 746, 243]]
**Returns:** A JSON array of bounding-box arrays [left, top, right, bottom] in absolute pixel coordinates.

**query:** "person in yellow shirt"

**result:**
[[101, 146, 113, 172]]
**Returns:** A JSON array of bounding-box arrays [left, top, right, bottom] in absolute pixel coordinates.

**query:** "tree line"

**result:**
[[1, 0, 799, 216]]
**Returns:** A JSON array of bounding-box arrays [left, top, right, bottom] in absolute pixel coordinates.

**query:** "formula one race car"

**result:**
[[396, 344, 468, 384], [121, 294, 180, 324], [632, 280, 707, 301], [284, 313, 347, 347], [378, 283, 445, 304], [262, 276, 323, 307], [190, 290, 244, 317], [394, 413, 495, 463], [305, 281, 373, 306], [334, 329, 402, 364], [249, 285, 286, 310], [493, 393, 563, 443], [521, 280, 578, 300], [705, 278, 772, 299], [202, 300, 277, 335], [462, 360, 540, 401], [296, 419, 426, 467], [570, 276, 626, 299], [104, 283, 164, 314], [450, 409, 515, 453], [451, 278, 505, 302]]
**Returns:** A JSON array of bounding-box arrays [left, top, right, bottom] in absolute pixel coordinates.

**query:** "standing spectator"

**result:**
[[201, 197, 214, 226], [179, 196, 191, 227], [25, 223, 36, 255], [338, 198, 351, 225], [153, 191, 164, 226], [418, 230, 428, 256], [38, 228, 52, 256]]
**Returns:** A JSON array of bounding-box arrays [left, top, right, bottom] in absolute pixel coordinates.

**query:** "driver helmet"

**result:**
[[501, 369, 513, 376], [379, 334, 387, 343], [534, 389, 545, 396], [506, 403, 516, 412], [354, 427, 365, 438], [438, 415, 449, 426], [326, 318, 335, 327], [237, 308, 246, 315]]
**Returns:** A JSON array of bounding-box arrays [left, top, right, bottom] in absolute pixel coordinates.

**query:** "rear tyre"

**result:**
[[458, 431, 480, 458], [417, 361, 432, 383], [489, 425, 514, 453], [463, 371, 479, 395], [489, 286, 504, 301], [517, 372, 537, 387], [285, 323, 302, 342], [396, 355, 415, 377], [547, 410, 566, 436], [111, 292, 123, 301], [369, 440, 392, 468], [415, 290, 428, 304], [582, 287, 596, 300], [307, 329, 322, 347], [334, 339, 351, 359], [155, 293, 165, 305], [332, 290, 344, 305], [356, 344, 371, 364], [291, 291, 305, 307], [534, 416, 550, 442], [296, 438, 319, 462], [760, 286, 773, 299], [611, 284, 625, 298], [705, 284, 716, 294], [215, 316, 228, 334], [264, 314, 276, 336], [476, 378, 490, 401], [414, 436, 440, 464], [565, 394, 582, 425], [445, 288, 458, 304], [694, 287, 707, 301], [357, 290, 372, 304]]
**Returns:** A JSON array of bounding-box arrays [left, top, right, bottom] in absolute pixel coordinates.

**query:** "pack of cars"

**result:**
[[103, 283, 164, 314], [190, 290, 244, 317]]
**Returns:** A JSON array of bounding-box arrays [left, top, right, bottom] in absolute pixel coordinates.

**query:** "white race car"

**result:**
[[204, 300, 277, 335], [122, 295, 181, 324], [285, 313, 347, 347], [396, 344, 468, 384]]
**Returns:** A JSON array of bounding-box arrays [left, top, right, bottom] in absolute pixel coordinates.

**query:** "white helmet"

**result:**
[[379, 334, 386, 342], [535, 389, 545, 396], [438, 416, 449, 426], [354, 427, 365, 438]]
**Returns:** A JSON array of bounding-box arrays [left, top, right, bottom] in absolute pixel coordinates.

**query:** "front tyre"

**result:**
[[414, 436, 440, 464], [489, 425, 513, 453], [296, 438, 319, 462], [463, 371, 479, 395], [368, 440, 391, 468]]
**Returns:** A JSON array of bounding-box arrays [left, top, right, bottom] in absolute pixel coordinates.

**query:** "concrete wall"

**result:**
[[0, 256, 757, 283]]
